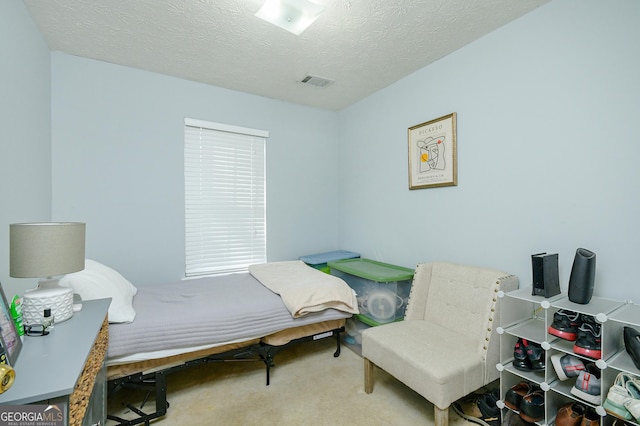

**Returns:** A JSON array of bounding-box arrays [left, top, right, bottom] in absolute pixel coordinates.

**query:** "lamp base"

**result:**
[[22, 279, 74, 326]]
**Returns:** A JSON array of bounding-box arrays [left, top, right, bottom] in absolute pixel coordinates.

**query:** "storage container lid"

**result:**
[[299, 250, 360, 265], [327, 258, 414, 282]]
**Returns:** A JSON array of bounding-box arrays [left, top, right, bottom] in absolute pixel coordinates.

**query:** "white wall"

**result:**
[[6, 0, 640, 304], [0, 2, 52, 297], [338, 0, 640, 302], [51, 54, 342, 286]]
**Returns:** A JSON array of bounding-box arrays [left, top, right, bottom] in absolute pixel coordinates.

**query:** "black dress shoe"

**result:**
[[624, 327, 640, 370], [505, 381, 533, 411], [519, 389, 545, 423]]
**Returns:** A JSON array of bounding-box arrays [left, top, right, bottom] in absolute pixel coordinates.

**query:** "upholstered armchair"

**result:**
[[362, 261, 519, 426]]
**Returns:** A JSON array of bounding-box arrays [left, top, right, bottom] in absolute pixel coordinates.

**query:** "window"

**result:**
[[184, 118, 268, 276]]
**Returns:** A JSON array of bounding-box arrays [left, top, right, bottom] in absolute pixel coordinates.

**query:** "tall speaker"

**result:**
[[531, 252, 560, 298], [568, 248, 596, 304]]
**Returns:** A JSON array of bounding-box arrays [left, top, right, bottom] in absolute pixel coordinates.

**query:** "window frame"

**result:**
[[184, 118, 268, 277]]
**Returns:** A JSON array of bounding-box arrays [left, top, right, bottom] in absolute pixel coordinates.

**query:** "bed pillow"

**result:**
[[60, 259, 138, 323]]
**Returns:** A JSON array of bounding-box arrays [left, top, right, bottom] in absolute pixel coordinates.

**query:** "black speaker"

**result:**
[[568, 248, 596, 304], [531, 252, 561, 298]]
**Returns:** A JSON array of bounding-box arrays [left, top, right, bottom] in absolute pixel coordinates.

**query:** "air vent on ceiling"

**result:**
[[300, 74, 334, 88]]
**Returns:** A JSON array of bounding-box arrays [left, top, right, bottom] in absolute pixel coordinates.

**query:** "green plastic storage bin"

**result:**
[[328, 258, 414, 325]]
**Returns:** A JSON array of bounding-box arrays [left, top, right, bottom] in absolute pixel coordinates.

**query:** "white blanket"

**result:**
[[249, 260, 359, 318]]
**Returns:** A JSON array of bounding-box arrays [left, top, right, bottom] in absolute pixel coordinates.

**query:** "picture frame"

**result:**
[[0, 282, 22, 367], [408, 112, 457, 189]]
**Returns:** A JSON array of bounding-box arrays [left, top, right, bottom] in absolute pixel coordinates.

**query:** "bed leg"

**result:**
[[155, 371, 169, 416], [333, 329, 341, 357], [258, 347, 276, 386], [107, 370, 169, 426], [266, 361, 271, 386], [258, 325, 345, 386]]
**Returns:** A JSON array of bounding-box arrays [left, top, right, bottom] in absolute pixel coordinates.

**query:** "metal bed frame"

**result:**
[[107, 326, 344, 426]]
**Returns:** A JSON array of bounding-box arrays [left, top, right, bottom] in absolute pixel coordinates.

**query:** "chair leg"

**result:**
[[364, 357, 374, 393], [434, 405, 449, 426]]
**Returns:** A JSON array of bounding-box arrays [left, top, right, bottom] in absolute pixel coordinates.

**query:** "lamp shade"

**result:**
[[10, 222, 86, 278], [10, 222, 86, 325]]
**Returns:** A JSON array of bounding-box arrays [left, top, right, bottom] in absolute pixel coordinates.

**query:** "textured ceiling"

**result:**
[[23, 0, 549, 111]]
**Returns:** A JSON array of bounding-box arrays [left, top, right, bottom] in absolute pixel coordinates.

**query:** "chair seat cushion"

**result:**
[[362, 319, 485, 409]]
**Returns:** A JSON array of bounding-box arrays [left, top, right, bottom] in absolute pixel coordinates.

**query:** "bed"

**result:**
[[60, 259, 358, 426]]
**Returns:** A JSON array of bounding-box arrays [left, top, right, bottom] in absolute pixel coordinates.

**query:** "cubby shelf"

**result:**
[[497, 288, 640, 426]]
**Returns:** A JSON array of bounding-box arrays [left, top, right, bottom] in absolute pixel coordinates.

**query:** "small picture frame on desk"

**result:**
[[0, 282, 21, 367]]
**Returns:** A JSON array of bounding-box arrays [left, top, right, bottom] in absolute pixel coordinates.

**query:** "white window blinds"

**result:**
[[184, 118, 268, 276]]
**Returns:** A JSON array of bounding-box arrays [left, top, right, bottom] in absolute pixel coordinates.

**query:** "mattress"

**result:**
[[108, 272, 351, 362]]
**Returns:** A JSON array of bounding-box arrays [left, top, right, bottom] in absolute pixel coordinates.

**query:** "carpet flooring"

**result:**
[[106, 338, 478, 425]]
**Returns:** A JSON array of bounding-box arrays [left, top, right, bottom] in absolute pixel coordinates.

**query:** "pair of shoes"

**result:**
[[570, 363, 601, 404], [603, 371, 640, 421], [557, 402, 600, 426], [603, 372, 636, 420], [556, 402, 587, 426], [504, 381, 544, 423], [549, 311, 602, 359], [624, 327, 640, 370], [551, 353, 586, 381], [549, 309, 582, 341], [513, 338, 545, 371], [453, 388, 500, 426]]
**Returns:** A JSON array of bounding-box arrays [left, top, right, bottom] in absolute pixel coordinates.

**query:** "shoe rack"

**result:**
[[495, 286, 640, 425]]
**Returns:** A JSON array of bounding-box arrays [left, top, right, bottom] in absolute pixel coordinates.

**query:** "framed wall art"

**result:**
[[0, 282, 21, 367], [408, 112, 457, 189]]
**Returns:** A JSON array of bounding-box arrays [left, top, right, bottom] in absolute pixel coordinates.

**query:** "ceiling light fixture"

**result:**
[[255, 0, 325, 36]]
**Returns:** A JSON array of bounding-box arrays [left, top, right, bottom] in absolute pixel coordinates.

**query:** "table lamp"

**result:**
[[10, 222, 85, 325]]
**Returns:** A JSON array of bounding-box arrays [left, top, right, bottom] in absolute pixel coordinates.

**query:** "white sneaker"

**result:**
[[604, 372, 634, 420], [623, 379, 640, 422]]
